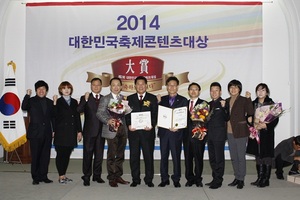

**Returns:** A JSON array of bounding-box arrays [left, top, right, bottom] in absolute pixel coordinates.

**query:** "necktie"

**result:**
[[67, 98, 71, 106], [169, 97, 175, 106], [190, 100, 194, 113], [95, 94, 100, 106], [139, 95, 143, 101]]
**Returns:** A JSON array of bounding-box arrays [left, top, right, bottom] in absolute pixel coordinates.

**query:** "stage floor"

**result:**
[[0, 159, 298, 200]]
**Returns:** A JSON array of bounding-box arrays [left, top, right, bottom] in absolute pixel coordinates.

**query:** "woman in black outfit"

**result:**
[[53, 81, 82, 184], [247, 83, 279, 188]]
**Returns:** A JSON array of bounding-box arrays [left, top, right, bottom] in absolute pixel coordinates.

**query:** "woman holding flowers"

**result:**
[[246, 83, 279, 188], [226, 79, 254, 189]]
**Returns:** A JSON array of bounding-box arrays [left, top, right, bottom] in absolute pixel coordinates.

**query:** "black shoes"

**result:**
[[228, 179, 239, 186], [130, 182, 140, 187], [158, 180, 181, 188], [82, 176, 103, 185], [130, 181, 154, 187], [92, 177, 105, 183], [81, 176, 90, 186], [276, 173, 284, 180], [185, 181, 194, 187], [288, 170, 300, 175], [32, 180, 39, 185], [146, 182, 154, 187], [237, 180, 244, 189], [174, 181, 181, 188], [32, 178, 53, 185], [205, 180, 221, 189], [195, 182, 203, 187], [41, 178, 53, 183], [250, 177, 260, 186], [228, 179, 244, 189], [158, 180, 170, 187], [205, 181, 214, 186], [209, 183, 222, 189]]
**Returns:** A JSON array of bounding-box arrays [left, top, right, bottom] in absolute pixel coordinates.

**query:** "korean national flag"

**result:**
[[0, 61, 26, 152]]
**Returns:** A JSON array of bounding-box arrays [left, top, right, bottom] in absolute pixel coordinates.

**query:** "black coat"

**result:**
[[77, 93, 103, 138], [21, 95, 54, 139], [207, 97, 230, 142], [246, 96, 279, 158], [53, 97, 82, 147]]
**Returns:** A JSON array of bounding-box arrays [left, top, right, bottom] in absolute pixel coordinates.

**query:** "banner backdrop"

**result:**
[[26, 1, 262, 159]]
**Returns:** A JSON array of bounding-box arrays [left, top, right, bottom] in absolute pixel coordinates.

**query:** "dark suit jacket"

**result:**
[[53, 97, 82, 147], [274, 137, 300, 163], [158, 94, 188, 137], [207, 97, 230, 141], [21, 95, 54, 139], [77, 93, 103, 138], [126, 92, 158, 138], [226, 95, 254, 138], [96, 93, 128, 139]]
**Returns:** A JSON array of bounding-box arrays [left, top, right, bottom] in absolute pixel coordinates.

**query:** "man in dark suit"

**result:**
[[77, 78, 105, 186], [21, 80, 54, 185], [125, 76, 158, 187], [183, 82, 207, 188], [96, 77, 130, 187], [205, 82, 230, 189], [158, 76, 188, 188], [274, 135, 300, 179]]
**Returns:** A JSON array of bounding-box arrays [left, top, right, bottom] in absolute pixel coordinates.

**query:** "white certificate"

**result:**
[[131, 111, 152, 130], [157, 105, 187, 129]]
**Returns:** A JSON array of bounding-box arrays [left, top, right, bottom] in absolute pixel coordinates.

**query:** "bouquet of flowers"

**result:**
[[255, 102, 284, 123], [249, 102, 285, 143], [108, 97, 132, 132], [190, 101, 211, 140], [190, 101, 210, 122]]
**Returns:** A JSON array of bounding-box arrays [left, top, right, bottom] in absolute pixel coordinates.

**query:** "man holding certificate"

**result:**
[[126, 76, 158, 187], [157, 76, 188, 188]]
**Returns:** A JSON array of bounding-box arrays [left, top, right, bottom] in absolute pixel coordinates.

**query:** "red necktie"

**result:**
[[190, 100, 194, 113], [139, 95, 143, 101], [96, 94, 99, 100]]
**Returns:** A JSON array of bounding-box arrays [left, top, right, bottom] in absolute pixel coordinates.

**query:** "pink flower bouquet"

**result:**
[[255, 102, 284, 123], [249, 102, 285, 143]]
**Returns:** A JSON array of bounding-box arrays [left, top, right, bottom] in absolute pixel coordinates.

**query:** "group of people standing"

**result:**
[[22, 76, 293, 190]]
